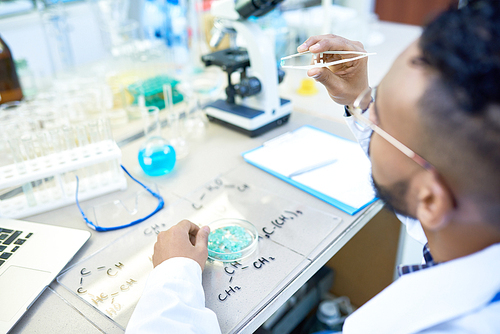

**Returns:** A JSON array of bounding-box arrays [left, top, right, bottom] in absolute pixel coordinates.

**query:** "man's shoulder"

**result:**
[[420, 301, 500, 334]]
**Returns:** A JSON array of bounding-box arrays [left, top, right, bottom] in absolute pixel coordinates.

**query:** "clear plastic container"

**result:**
[[207, 218, 258, 262]]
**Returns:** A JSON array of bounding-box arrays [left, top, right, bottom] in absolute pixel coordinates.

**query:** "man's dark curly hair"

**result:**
[[416, 0, 500, 223]]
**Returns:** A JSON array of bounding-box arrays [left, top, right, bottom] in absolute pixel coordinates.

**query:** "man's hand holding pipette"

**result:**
[[298, 34, 369, 108]]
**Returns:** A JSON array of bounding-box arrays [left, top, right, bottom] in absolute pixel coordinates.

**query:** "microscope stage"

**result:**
[[205, 98, 292, 137], [202, 48, 250, 72]]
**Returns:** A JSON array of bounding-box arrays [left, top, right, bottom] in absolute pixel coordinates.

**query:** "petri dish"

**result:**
[[207, 218, 258, 262]]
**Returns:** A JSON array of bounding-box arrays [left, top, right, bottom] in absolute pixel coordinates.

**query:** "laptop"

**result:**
[[0, 217, 91, 333]]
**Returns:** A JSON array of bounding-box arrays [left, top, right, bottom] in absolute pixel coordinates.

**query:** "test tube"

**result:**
[[98, 117, 113, 147], [36, 131, 53, 168], [163, 84, 174, 114], [75, 124, 90, 158], [87, 120, 101, 143], [44, 175, 60, 201], [96, 117, 120, 181], [0, 136, 15, 177], [63, 126, 78, 161], [9, 138, 28, 175], [87, 120, 102, 155], [53, 174, 65, 199], [21, 133, 41, 172], [33, 178, 50, 204], [7, 138, 37, 207], [86, 120, 107, 186], [163, 83, 189, 159], [21, 134, 49, 204], [49, 129, 66, 165]]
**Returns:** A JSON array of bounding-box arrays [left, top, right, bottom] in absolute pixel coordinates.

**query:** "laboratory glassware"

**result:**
[[0, 115, 126, 219], [0, 35, 23, 104], [163, 83, 189, 159], [138, 103, 176, 176], [14, 59, 37, 100], [40, 1, 75, 75], [183, 97, 208, 141], [302, 297, 353, 333], [207, 218, 258, 262]]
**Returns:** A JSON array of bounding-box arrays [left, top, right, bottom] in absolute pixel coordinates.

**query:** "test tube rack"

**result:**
[[0, 140, 127, 219]]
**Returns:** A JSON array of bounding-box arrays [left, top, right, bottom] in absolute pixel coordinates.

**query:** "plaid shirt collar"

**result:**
[[397, 243, 438, 277]]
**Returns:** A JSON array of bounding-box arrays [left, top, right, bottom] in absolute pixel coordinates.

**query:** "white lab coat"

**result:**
[[125, 257, 222, 334], [343, 242, 500, 334], [126, 112, 500, 333]]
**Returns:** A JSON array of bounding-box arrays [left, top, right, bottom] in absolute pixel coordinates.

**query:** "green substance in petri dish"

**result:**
[[208, 225, 253, 261]]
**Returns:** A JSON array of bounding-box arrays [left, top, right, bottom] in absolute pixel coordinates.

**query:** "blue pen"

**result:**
[[288, 159, 338, 178]]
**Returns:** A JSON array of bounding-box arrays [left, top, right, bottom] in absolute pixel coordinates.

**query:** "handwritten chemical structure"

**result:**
[[78, 262, 125, 286], [218, 285, 242, 302], [191, 178, 250, 210], [143, 222, 169, 235], [75, 261, 140, 318], [262, 209, 303, 238], [223, 256, 276, 281], [57, 174, 344, 331], [217, 256, 276, 302]]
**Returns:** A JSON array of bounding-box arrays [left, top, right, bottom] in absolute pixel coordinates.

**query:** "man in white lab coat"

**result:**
[[126, 1, 500, 333]]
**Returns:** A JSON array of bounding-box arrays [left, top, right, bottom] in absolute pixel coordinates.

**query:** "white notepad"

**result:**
[[242, 125, 377, 215]]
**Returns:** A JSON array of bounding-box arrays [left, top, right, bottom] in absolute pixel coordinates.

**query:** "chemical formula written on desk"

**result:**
[[76, 261, 138, 317], [218, 255, 276, 301], [57, 174, 343, 332]]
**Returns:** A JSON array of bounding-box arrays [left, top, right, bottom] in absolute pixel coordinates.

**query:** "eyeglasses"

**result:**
[[75, 165, 164, 232], [351, 87, 437, 173]]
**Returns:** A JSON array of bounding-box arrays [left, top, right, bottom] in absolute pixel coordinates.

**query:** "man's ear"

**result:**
[[415, 172, 454, 231]]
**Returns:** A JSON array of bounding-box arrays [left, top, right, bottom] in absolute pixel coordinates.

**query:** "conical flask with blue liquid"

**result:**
[[138, 102, 176, 176]]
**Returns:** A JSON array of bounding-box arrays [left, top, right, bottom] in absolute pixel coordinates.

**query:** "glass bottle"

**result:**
[[0, 35, 23, 104], [138, 103, 176, 176], [303, 299, 343, 334], [14, 59, 37, 100]]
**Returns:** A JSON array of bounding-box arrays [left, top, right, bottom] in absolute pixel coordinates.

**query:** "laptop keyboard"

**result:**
[[0, 228, 33, 267]]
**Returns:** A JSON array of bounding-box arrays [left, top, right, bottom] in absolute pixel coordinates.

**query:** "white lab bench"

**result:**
[[8, 20, 422, 334]]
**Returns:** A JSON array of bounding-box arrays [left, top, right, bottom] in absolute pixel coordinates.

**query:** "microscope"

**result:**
[[201, 0, 292, 137]]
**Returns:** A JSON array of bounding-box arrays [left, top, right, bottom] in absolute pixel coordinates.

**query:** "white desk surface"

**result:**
[[9, 20, 421, 334]]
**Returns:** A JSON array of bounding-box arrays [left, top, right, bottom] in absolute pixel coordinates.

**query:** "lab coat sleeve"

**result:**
[[126, 257, 222, 334], [343, 110, 428, 245]]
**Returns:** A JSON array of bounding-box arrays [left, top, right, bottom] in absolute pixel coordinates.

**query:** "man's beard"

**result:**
[[371, 174, 416, 220]]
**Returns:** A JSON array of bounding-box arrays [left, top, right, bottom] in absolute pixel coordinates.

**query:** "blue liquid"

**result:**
[[138, 145, 176, 176]]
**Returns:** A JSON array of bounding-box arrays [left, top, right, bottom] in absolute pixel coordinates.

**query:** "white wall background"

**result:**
[[0, 1, 107, 79]]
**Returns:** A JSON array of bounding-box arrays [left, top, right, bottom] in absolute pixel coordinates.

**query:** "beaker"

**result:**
[[40, 1, 75, 75], [138, 104, 176, 176], [176, 69, 223, 141], [183, 97, 208, 142]]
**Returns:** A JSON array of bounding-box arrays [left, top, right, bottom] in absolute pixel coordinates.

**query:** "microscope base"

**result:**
[[207, 113, 290, 137], [204, 99, 292, 137]]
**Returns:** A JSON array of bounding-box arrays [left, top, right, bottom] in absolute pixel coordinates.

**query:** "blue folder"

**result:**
[[242, 125, 377, 215]]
